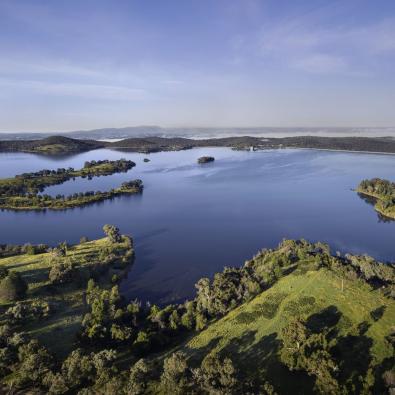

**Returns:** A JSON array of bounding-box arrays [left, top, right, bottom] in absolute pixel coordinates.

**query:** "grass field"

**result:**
[[0, 236, 133, 357], [186, 267, 395, 393]]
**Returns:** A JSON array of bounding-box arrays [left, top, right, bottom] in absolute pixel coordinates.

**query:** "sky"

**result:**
[[0, 0, 395, 132]]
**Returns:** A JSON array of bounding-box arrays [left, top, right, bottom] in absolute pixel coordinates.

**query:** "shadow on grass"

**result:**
[[219, 330, 316, 395], [370, 305, 386, 322], [306, 305, 341, 333]]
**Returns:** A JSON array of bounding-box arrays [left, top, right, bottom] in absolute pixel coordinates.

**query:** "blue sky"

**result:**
[[0, 0, 395, 131]]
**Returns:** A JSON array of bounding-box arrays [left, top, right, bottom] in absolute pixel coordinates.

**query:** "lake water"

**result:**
[[0, 147, 394, 304]]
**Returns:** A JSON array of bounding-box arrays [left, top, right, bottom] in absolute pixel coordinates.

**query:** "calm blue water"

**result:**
[[0, 148, 394, 303]]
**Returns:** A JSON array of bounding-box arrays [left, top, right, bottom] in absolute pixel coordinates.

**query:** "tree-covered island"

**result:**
[[0, 234, 394, 394], [0, 159, 143, 210], [198, 156, 215, 164], [357, 178, 395, 219]]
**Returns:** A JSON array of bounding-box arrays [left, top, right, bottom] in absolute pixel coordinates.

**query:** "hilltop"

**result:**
[[186, 262, 394, 394], [0, 136, 106, 154]]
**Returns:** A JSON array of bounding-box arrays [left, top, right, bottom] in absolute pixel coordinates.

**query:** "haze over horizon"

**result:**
[[1, 0, 395, 132]]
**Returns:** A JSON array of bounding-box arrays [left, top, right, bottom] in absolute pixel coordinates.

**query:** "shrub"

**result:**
[[0, 266, 9, 280], [0, 272, 27, 302], [103, 225, 122, 243], [49, 261, 75, 284]]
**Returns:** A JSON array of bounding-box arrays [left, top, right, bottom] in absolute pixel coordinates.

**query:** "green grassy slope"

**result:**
[[186, 267, 395, 394], [0, 237, 133, 357]]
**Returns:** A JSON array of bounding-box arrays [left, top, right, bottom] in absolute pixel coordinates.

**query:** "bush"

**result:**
[[0, 272, 27, 302], [103, 225, 122, 243], [48, 261, 75, 284], [15, 340, 53, 388], [0, 266, 9, 280]]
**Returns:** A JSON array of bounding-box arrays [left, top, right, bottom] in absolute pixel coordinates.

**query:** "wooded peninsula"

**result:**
[[357, 178, 395, 219], [0, 159, 143, 210]]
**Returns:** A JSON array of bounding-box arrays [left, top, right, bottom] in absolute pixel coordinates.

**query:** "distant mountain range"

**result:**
[[1, 126, 395, 141]]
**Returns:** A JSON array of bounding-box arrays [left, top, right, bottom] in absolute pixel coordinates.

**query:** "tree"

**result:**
[[133, 331, 150, 353], [280, 318, 309, 369], [15, 340, 53, 387], [126, 359, 150, 395], [103, 225, 122, 243], [0, 266, 9, 280], [43, 372, 68, 395], [0, 272, 27, 302], [48, 260, 75, 284], [169, 310, 181, 330], [110, 324, 133, 342], [22, 243, 36, 255], [194, 354, 238, 393], [160, 352, 192, 394], [280, 319, 340, 394]]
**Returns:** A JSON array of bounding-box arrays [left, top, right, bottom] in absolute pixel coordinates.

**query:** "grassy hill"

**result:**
[[0, 233, 134, 358], [185, 266, 394, 394], [0, 136, 106, 154]]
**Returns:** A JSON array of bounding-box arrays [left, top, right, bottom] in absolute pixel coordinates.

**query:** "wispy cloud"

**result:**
[[292, 54, 347, 74], [258, 15, 395, 74], [161, 80, 185, 85], [0, 59, 105, 79], [0, 78, 147, 101]]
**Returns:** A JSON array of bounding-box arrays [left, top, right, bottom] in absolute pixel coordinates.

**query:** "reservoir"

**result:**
[[0, 147, 394, 303]]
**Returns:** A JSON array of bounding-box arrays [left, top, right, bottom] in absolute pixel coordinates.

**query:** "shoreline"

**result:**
[[356, 189, 395, 220], [282, 147, 395, 156]]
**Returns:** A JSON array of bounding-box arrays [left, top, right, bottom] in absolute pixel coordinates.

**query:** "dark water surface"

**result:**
[[0, 148, 394, 303]]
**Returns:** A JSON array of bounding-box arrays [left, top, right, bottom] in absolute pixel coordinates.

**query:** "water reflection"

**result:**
[[357, 193, 395, 223]]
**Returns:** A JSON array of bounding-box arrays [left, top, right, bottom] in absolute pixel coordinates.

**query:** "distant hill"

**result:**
[[0, 136, 106, 154], [277, 136, 395, 153], [109, 136, 264, 152], [1, 126, 395, 141], [2, 134, 395, 155]]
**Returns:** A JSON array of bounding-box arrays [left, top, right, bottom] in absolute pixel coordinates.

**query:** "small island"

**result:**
[[357, 178, 395, 219], [0, 159, 143, 210], [197, 156, 215, 164], [143, 158, 150, 162]]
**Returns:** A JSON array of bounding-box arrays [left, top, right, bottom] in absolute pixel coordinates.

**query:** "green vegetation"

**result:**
[[0, 136, 105, 154], [0, 237, 394, 394], [198, 156, 215, 164], [357, 178, 395, 219], [0, 227, 134, 357], [0, 271, 27, 302], [0, 159, 144, 210], [0, 158, 135, 195], [1, 179, 143, 210]]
